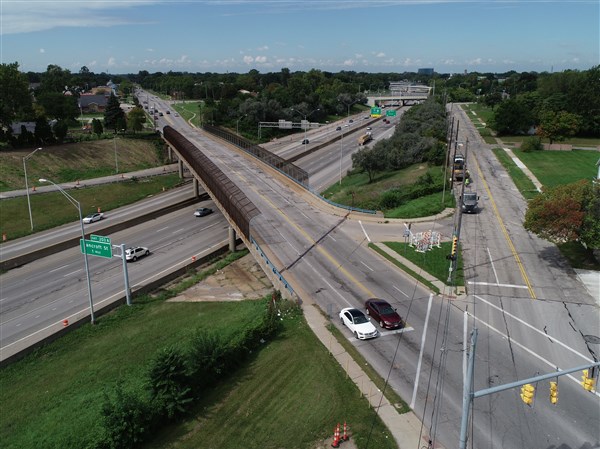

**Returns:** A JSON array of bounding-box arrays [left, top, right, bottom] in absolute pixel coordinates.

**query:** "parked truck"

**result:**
[[453, 154, 466, 182]]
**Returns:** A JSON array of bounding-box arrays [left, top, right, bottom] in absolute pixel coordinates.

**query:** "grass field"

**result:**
[[513, 149, 599, 188], [0, 174, 183, 240], [0, 135, 164, 191], [322, 164, 450, 217], [382, 241, 464, 287], [491, 148, 540, 200], [0, 254, 397, 449]]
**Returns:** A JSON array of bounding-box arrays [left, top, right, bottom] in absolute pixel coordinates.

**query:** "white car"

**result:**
[[83, 212, 103, 224], [339, 308, 379, 340], [125, 246, 150, 262]]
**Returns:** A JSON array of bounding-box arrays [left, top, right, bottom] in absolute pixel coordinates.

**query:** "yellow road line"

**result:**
[[257, 190, 376, 299], [472, 154, 536, 299]]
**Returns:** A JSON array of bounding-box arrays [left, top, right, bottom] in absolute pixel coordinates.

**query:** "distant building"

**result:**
[[79, 94, 109, 113], [418, 68, 434, 75]]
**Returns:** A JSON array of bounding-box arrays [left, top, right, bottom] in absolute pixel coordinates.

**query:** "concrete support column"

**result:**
[[228, 227, 236, 252], [193, 178, 199, 197], [178, 160, 184, 179], [167, 145, 172, 162]]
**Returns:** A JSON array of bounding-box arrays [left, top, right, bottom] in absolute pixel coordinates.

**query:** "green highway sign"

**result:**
[[370, 107, 382, 117], [90, 234, 111, 244], [81, 238, 113, 259], [386, 110, 396, 117]]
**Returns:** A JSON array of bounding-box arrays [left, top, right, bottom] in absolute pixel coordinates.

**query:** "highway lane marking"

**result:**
[[472, 153, 536, 299], [468, 281, 529, 289], [49, 264, 70, 273], [359, 220, 371, 242], [411, 293, 433, 410], [172, 228, 185, 234], [393, 285, 409, 298], [361, 261, 374, 272], [64, 269, 82, 277], [255, 190, 376, 298], [156, 226, 169, 232], [487, 247, 500, 284], [474, 294, 595, 363], [467, 311, 600, 398]]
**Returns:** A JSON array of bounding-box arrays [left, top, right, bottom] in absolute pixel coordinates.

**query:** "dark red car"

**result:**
[[365, 298, 404, 329]]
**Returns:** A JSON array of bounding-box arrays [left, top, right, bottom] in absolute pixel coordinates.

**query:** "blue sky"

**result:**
[[1, 0, 598, 74]]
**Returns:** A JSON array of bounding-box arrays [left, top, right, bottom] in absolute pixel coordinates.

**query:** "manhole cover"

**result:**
[[584, 335, 600, 344]]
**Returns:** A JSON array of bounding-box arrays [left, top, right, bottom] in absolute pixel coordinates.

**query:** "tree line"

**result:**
[[2, 62, 598, 149]]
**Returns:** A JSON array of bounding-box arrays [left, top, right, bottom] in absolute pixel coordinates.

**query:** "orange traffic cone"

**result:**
[[331, 423, 341, 448], [97, 207, 101, 213], [62, 319, 68, 327], [192, 255, 196, 262], [343, 421, 349, 441], [32, 185, 36, 191], [2, 233, 6, 242]]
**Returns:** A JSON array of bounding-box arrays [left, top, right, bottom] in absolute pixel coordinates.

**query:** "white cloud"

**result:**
[[257, 45, 269, 51], [375, 52, 386, 58], [107, 57, 117, 67], [243, 55, 254, 64], [1, 1, 161, 35], [39, 48, 45, 53], [255, 55, 268, 63]]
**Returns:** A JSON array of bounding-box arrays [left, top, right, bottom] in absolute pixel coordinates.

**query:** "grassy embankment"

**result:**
[[0, 136, 179, 241], [0, 253, 398, 449]]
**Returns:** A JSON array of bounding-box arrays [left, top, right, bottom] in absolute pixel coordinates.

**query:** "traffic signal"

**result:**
[[448, 236, 458, 261], [581, 370, 596, 392], [549, 381, 558, 405], [520, 383, 535, 406]]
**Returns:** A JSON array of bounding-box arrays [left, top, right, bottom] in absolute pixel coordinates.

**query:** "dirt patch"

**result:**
[[169, 254, 274, 302]]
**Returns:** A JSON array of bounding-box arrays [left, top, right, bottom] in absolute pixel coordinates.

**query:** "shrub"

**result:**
[[98, 386, 154, 449], [520, 136, 544, 152]]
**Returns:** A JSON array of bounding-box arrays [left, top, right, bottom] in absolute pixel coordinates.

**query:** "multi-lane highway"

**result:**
[[2, 90, 598, 449], [1, 194, 229, 355]]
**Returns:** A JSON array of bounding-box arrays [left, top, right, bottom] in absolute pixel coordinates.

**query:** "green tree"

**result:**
[[536, 110, 582, 144], [52, 120, 68, 142], [127, 107, 146, 133], [491, 98, 534, 135], [524, 180, 591, 243], [34, 116, 53, 144], [352, 146, 386, 183], [39, 64, 72, 93], [36, 91, 79, 121], [580, 182, 600, 250], [104, 93, 126, 132], [92, 118, 103, 136], [0, 62, 32, 129]]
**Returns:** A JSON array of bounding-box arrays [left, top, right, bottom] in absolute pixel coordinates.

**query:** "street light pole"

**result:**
[[339, 130, 344, 185], [236, 114, 247, 136], [23, 147, 43, 231], [39, 178, 96, 324], [291, 108, 320, 146]]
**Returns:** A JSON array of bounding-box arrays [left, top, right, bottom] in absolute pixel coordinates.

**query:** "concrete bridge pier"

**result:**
[[178, 159, 184, 178], [228, 227, 237, 251], [193, 178, 200, 197]]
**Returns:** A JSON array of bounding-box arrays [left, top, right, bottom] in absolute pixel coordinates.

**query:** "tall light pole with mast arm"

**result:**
[[39, 178, 96, 324], [291, 107, 320, 146], [23, 147, 43, 231]]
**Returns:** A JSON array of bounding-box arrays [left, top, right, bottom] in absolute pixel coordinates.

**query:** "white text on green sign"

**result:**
[[90, 234, 111, 244], [80, 239, 113, 259]]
